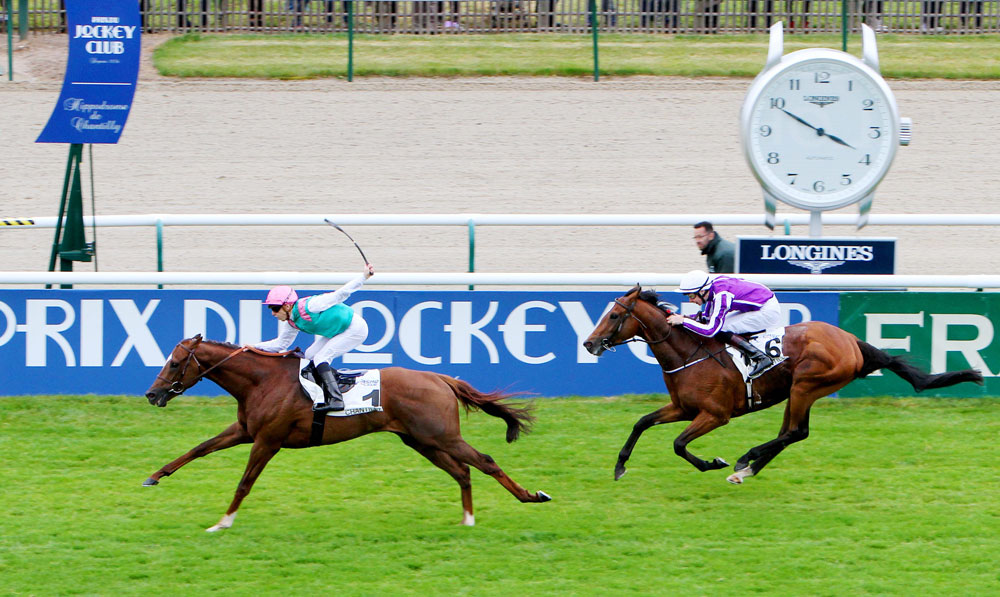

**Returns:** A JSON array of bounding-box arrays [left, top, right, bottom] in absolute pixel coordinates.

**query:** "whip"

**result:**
[[323, 219, 370, 265]]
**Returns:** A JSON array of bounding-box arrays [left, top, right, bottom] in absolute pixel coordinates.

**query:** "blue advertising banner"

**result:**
[[0, 290, 839, 397], [36, 0, 140, 144], [737, 236, 896, 275]]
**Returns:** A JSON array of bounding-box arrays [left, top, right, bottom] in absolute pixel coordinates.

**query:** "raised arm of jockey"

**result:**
[[304, 264, 374, 312]]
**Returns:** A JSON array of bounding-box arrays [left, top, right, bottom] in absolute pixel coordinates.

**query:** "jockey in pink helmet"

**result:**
[[255, 263, 375, 412], [666, 270, 782, 379]]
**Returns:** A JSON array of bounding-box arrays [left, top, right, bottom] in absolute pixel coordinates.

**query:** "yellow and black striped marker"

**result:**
[[0, 219, 35, 226]]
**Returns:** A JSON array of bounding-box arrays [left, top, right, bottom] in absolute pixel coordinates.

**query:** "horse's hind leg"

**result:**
[[143, 422, 252, 486], [397, 434, 477, 526], [729, 394, 817, 485], [443, 439, 551, 504]]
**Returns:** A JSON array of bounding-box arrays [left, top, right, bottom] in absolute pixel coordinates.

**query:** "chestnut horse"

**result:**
[[583, 286, 984, 484], [143, 335, 550, 531]]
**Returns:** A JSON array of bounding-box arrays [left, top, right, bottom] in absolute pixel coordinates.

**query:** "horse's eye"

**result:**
[[169, 361, 179, 369], [609, 313, 619, 320]]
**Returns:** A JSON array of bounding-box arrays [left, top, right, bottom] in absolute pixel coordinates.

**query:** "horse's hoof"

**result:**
[[614, 466, 627, 481], [713, 457, 730, 468], [726, 473, 744, 485], [142, 477, 159, 487], [536, 490, 552, 502], [734, 462, 749, 472]]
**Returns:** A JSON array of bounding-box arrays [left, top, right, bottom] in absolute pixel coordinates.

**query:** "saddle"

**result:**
[[300, 362, 365, 398]]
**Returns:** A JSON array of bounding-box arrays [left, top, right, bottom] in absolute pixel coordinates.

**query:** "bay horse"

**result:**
[[582, 286, 984, 484], [143, 335, 550, 531]]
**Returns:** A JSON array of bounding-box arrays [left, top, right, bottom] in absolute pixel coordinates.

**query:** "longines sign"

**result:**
[[737, 236, 896, 275]]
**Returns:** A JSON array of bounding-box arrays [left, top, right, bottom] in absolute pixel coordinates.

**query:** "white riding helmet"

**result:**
[[677, 270, 712, 294]]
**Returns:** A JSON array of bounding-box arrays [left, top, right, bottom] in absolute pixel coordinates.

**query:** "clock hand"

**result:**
[[779, 108, 820, 132], [818, 130, 856, 149], [780, 109, 856, 149]]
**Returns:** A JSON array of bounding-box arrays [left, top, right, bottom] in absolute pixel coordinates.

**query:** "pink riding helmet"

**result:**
[[263, 285, 298, 306]]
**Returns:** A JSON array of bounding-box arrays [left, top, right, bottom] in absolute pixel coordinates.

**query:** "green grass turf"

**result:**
[[153, 33, 1000, 79], [1, 394, 998, 595]]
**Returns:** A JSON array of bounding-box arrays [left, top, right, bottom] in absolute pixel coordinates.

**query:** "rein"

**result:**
[[604, 297, 728, 375], [157, 342, 248, 396]]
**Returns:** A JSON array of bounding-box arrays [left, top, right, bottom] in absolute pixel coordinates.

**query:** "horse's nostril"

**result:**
[[145, 392, 156, 399], [583, 341, 592, 349]]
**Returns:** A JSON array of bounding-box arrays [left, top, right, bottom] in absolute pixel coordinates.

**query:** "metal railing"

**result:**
[[4, 212, 1000, 288], [8, 0, 1000, 35]]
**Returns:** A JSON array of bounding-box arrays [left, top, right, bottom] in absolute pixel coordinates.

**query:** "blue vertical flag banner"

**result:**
[[36, 0, 141, 144]]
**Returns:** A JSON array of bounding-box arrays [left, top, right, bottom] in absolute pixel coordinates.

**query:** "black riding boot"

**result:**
[[313, 362, 345, 412], [719, 332, 773, 379]]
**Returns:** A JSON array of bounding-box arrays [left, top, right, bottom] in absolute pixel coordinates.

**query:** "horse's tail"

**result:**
[[437, 375, 535, 443], [855, 340, 984, 392]]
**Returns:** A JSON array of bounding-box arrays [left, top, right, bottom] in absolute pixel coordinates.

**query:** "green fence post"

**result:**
[[841, 0, 848, 52], [467, 219, 475, 291], [17, 0, 26, 41], [783, 218, 791, 235], [347, 0, 354, 82], [589, 0, 599, 82], [156, 218, 164, 290], [4, 0, 13, 81]]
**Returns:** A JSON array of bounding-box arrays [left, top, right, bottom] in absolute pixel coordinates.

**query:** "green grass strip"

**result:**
[[2, 394, 1000, 595], [153, 32, 1000, 79]]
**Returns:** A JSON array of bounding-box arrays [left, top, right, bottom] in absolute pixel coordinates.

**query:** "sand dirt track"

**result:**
[[2, 35, 999, 288]]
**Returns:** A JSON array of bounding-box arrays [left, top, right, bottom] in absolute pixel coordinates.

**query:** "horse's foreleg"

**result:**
[[206, 440, 280, 532], [672, 411, 730, 472], [615, 404, 687, 480], [445, 439, 551, 505], [398, 434, 477, 526], [143, 422, 252, 486]]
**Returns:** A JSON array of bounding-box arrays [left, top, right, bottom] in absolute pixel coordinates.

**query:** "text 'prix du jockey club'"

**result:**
[[74, 18, 137, 55]]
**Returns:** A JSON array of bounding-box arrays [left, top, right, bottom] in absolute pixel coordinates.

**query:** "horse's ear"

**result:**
[[194, 333, 203, 340]]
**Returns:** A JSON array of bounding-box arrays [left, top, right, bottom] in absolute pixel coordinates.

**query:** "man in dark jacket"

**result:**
[[693, 221, 735, 273]]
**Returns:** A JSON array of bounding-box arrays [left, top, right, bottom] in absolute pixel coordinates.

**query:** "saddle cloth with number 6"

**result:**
[[726, 327, 788, 385]]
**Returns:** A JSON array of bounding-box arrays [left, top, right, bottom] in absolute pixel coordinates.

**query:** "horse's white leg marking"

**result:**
[[206, 512, 237, 532], [726, 468, 755, 485], [461, 511, 475, 526]]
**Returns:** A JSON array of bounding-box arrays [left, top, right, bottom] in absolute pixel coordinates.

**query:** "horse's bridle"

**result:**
[[156, 339, 246, 396], [602, 296, 728, 374], [599, 296, 672, 352]]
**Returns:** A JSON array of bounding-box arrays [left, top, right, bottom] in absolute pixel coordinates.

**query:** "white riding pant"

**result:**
[[303, 316, 369, 365], [721, 297, 781, 334]]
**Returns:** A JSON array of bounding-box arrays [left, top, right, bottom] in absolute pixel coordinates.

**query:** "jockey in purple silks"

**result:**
[[254, 263, 374, 412], [666, 270, 782, 379]]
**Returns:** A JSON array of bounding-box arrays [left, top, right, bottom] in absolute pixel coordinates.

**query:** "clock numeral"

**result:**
[[859, 154, 871, 165], [759, 125, 772, 137], [869, 126, 882, 139], [813, 181, 825, 192], [767, 152, 780, 164], [787, 173, 798, 185], [862, 99, 875, 111], [841, 174, 852, 185], [848, 80, 854, 91], [789, 79, 801, 90], [814, 71, 831, 84], [769, 97, 786, 109]]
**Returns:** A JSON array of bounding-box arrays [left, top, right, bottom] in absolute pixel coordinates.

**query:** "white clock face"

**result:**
[[745, 56, 898, 210]]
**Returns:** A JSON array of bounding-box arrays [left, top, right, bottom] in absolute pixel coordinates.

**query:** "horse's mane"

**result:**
[[637, 289, 661, 306], [200, 338, 242, 350]]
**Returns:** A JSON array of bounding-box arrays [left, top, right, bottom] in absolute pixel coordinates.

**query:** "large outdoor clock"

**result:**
[[741, 23, 911, 230]]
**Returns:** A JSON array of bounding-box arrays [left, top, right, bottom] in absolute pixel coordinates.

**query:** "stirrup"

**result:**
[[313, 398, 344, 412], [747, 357, 773, 379]]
